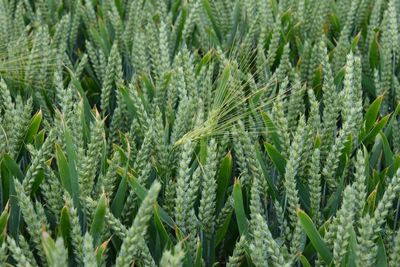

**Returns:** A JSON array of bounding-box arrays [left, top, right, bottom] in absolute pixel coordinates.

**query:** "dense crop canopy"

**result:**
[[0, 0, 400, 266]]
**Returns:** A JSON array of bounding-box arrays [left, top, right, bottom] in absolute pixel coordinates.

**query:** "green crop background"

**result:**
[[0, 0, 399, 266]]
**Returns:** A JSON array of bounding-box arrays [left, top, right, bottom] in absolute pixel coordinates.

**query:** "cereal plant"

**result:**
[[0, 0, 400, 266]]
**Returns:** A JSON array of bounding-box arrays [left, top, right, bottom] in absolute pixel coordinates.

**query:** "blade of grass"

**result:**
[[297, 209, 332, 265], [233, 179, 248, 235]]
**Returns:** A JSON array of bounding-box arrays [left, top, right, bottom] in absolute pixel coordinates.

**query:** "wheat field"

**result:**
[[0, 0, 400, 266]]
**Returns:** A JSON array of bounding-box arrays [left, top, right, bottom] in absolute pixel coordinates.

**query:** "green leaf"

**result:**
[[297, 210, 332, 264], [172, 2, 187, 56], [126, 172, 175, 228], [314, 135, 322, 148], [265, 143, 286, 176], [59, 206, 72, 253], [194, 239, 203, 267], [370, 135, 382, 169], [35, 130, 45, 148], [361, 114, 390, 146], [334, 66, 346, 85], [141, 75, 156, 102], [300, 255, 312, 267], [96, 239, 109, 266], [41, 231, 57, 266], [311, 65, 323, 89], [23, 110, 42, 146], [0, 162, 9, 208], [255, 145, 278, 199], [0, 202, 9, 244], [346, 227, 358, 267], [216, 152, 232, 211], [226, 0, 241, 48], [350, 32, 361, 52], [337, 136, 352, 179], [384, 103, 400, 138], [233, 180, 248, 235], [388, 155, 400, 179], [90, 194, 107, 247], [369, 33, 380, 70], [153, 206, 173, 250], [55, 143, 72, 195], [370, 104, 400, 167], [0, 203, 9, 233], [365, 96, 383, 132], [111, 174, 128, 218], [302, 219, 330, 259], [362, 74, 376, 97], [376, 236, 388, 267], [2, 154, 24, 181], [261, 112, 282, 150], [215, 209, 233, 245], [118, 85, 140, 120], [111, 155, 131, 217], [381, 132, 394, 168], [195, 50, 213, 75], [62, 125, 81, 211], [202, 0, 222, 44], [0, 164, 19, 238], [67, 71, 92, 122], [31, 169, 45, 195]]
